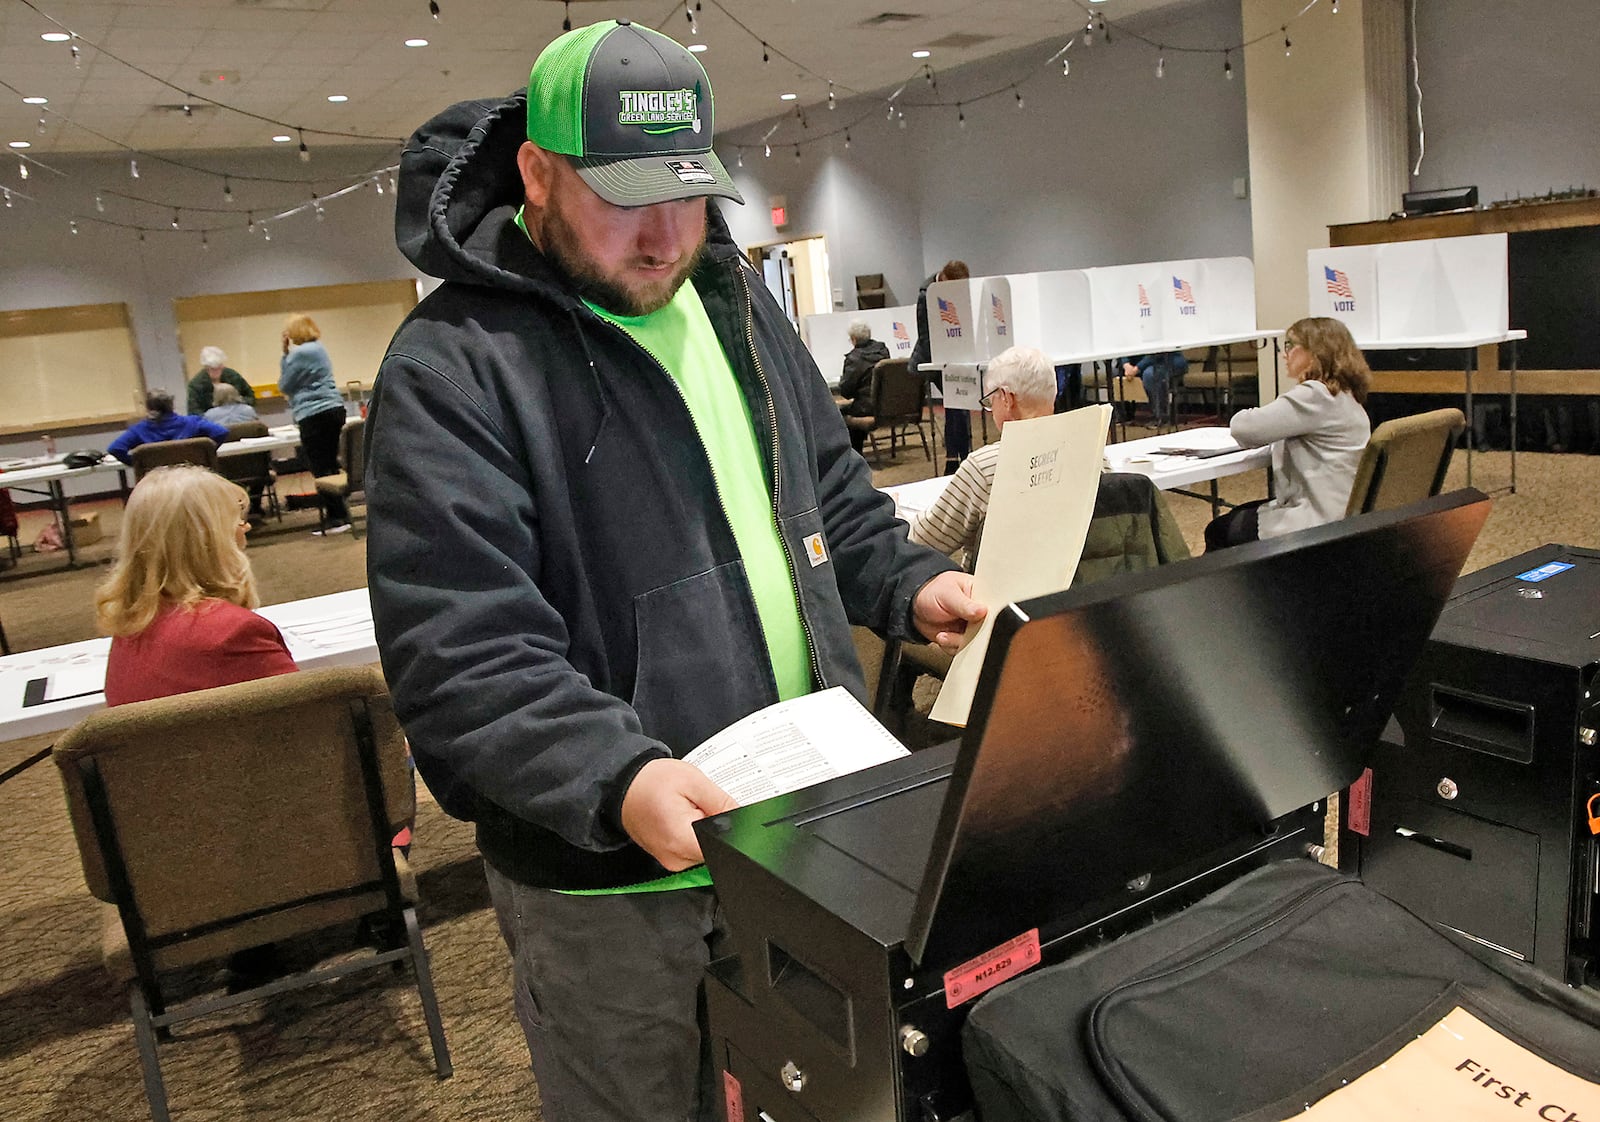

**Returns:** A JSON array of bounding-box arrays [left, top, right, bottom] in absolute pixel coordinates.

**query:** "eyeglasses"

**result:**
[[978, 382, 1007, 411], [1283, 340, 1303, 354]]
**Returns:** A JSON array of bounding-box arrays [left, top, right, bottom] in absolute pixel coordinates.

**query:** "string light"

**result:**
[[137, 230, 145, 242], [70, 220, 78, 235], [247, 211, 255, 231], [1332, 0, 1339, 11], [764, 142, 771, 158], [2, 188, 10, 208], [562, 1, 570, 32], [828, 82, 835, 111], [897, 109, 906, 129], [313, 192, 324, 220], [37, 117, 47, 135], [262, 224, 271, 242], [429, 0, 440, 18], [130, 157, 139, 178], [844, 130, 851, 149], [223, 177, 233, 203], [793, 145, 800, 161], [70, 42, 81, 69], [182, 102, 192, 118], [18, 159, 28, 181], [1284, 28, 1292, 56], [685, 1, 697, 36], [171, 209, 180, 228], [1224, 51, 1233, 79], [388, 174, 396, 194], [1014, 87, 1024, 109], [297, 129, 309, 162], [200, 231, 209, 250], [1064, 56, 1071, 76], [736, 149, 743, 168], [761, 42, 769, 63], [1157, 50, 1166, 78], [957, 104, 965, 129], [1083, 17, 1094, 47], [373, 174, 384, 195], [95, 194, 104, 212]]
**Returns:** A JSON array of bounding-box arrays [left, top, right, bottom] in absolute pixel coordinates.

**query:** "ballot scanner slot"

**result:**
[[766, 940, 854, 1058], [1429, 684, 1536, 763]]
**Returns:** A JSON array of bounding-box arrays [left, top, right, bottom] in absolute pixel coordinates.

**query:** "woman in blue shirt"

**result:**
[[278, 313, 352, 535]]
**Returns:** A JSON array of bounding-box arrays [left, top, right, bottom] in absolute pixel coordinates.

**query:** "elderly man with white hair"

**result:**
[[186, 346, 257, 415], [906, 344, 1059, 569], [836, 320, 891, 451]]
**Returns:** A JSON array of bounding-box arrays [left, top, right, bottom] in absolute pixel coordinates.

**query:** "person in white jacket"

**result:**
[[1205, 317, 1372, 550]]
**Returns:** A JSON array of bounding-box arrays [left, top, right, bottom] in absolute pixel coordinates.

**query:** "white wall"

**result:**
[[0, 145, 412, 474], [1408, 0, 1600, 203]]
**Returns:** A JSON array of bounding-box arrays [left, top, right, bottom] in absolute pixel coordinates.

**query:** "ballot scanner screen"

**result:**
[[903, 489, 1491, 966]]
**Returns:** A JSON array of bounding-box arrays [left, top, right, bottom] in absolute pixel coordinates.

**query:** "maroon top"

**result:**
[[104, 599, 298, 706]]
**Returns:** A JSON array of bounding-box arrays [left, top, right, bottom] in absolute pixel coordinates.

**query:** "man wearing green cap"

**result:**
[[366, 20, 982, 1120]]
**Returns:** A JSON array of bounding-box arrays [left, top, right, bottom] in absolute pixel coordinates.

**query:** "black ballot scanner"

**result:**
[[698, 490, 1493, 1122]]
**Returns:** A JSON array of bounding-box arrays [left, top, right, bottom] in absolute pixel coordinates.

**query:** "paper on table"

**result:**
[[929, 404, 1111, 727], [26, 663, 105, 705], [683, 686, 908, 806]]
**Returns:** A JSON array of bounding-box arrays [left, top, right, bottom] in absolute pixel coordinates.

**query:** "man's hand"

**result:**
[[620, 758, 738, 871], [912, 570, 987, 653], [1122, 362, 1139, 379]]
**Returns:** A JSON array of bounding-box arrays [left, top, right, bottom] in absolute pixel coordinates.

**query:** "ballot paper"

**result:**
[[683, 686, 908, 806], [929, 404, 1111, 727], [22, 662, 106, 707]]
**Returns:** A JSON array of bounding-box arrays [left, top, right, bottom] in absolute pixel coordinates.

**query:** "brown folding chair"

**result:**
[[1345, 408, 1466, 516], [851, 359, 932, 464], [314, 417, 365, 538], [129, 438, 218, 482], [52, 665, 450, 1122], [217, 421, 281, 522]]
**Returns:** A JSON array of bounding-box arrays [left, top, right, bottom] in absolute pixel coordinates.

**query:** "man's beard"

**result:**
[[534, 198, 707, 317]]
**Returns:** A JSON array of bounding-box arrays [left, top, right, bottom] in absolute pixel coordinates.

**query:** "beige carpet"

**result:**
[[1, 434, 1596, 1121]]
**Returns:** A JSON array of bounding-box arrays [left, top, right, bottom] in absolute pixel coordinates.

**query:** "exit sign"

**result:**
[[770, 205, 787, 228]]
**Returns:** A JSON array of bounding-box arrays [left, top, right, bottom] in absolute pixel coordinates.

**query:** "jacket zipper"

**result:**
[[733, 260, 825, 692], [1086, 874, 1350, 1122]]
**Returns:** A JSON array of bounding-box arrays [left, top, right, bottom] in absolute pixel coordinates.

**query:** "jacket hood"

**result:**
[[396, 89, 740, 297]]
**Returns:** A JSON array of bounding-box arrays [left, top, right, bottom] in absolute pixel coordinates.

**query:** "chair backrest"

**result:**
[[217, 421, 271, 485], [873, 358, 925, 423], [1345, 407, 1465, 516], [53, 664, 412, 943], [1073, 472, 1191, 585], [129, 437, 218, 481], [340, 417, 366, 491]]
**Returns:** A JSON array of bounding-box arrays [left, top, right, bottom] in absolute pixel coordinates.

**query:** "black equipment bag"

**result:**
[[963, 860, 1600, 1122]]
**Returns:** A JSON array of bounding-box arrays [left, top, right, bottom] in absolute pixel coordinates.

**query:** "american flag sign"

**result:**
[[990, 293, 1007, 325], [1137, 284, 1150, 307], [937, 297, 961, 327], [892, 320, 911, 343], [1172, 276, 1195, 305], [1325, 267, 1353, 299]]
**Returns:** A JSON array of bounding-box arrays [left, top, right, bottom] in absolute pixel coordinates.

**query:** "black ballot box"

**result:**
[[700, 492, 1490, 1122], [1349, 543, 1600, 988]]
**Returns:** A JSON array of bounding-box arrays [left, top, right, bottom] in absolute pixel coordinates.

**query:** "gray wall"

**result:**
[[719, 0, 1254, 307], [1408, 0, 1600, 203], [0, 145, 410, 471]]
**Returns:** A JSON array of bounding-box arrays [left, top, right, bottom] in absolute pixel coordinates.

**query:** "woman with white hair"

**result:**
[[905, 344, 1058, 569], [187, 345, 257, 415], [837, 320, 890, 451]]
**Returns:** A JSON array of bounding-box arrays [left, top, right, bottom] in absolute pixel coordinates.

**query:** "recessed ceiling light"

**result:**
[[272, 134, 292, 142], [40, 32, 70, 42], [404, 38, 429, 47], [779, 93, 798, 101], [22, 96, 48, 105], [911, 49, 931, 58], [687, 43, 708, 53], [9, 141, 31, 149], [327, 94, 348, 103]]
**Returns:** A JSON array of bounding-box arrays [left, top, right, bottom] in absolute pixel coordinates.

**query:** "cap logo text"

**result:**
[[618, 88, 701, 135]]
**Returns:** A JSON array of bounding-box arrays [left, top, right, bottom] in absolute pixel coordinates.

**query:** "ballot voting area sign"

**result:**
[[1307, 233, 1511, 345], [802, 305, 918, 386], [926, 257, 1264, 383]]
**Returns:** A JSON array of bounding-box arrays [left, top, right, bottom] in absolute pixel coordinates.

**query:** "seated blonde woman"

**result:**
[[97, 465, 297, 706]]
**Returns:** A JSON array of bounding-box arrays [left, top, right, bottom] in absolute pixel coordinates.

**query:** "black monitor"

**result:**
[[1403, 185, 1479, 216]]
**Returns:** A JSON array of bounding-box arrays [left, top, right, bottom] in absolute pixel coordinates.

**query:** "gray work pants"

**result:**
[[484, 861, 728, 1122]]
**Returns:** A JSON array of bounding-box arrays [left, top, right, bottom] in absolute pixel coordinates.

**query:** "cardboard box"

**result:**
[[69, 511, 104, 546]]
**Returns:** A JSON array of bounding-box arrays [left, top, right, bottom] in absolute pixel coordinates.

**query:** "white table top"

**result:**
[[1355, 330, 1527, 350], [216, 429, 302, 458], [928, 330, 1283, 375], [0, 588, 377, 743], [0, 456, 127, 486], [882, 426, 1270, 519]]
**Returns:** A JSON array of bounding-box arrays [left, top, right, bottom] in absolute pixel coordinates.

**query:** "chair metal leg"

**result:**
[[129, 987, 173, 1122], [872, 638, 905, 724], [403, 907, 453, 1080], [0, 617, 10, 656]]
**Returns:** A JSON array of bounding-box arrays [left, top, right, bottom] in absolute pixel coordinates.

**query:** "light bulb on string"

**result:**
[[262, 225, 271, 242], [1083, 18, 1094, 47], [764, 143, 771, 158], [223, 177, 233, 203], [429, 0, 440, 18], [562, 0, 571, 31], [388, 173, 396, 193], [137, 230, 145, 243], [897, 109, 906, 130], [844, 130, 851, 149], [1, 188, 10, 208], [313, 193, 324, 221], [182, 102, 192, 118], [70, 42, 81, 69], [70, 220, 78, 235], [95, 194, 104, 212], [1223, 51, 1233, 79], [793, 145, 800, 162], [18, 159, 28, 181], [247, 211, 255, 231], [373, 175, 384, 195], [1332, 0, 1339, 11], [1063, 56, 1071, 77], [201, 231, 209, 251], [736, 148, 743, 168], [37, 117, 47, 135], [171, 209, 180, 229], [685, 1, 697, 35], [957, 104, 965, 129], [1100, 14, 1111, 44], [297, 129, 309, 162], [130, 158, 139, 178], [828, 82, 835, 111], [1283, 28, 1292, 56], [1157, 50, 1165, 78], [1014, 87, 1024, 109], [761, 42, 769, 64]]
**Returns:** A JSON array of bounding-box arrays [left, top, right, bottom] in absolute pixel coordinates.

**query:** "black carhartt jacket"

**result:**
[[366, 91, 956, 889]]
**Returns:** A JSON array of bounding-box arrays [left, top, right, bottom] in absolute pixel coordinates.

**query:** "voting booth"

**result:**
[[697, 492, 1600, 1122], [804, 307, 918, 386]]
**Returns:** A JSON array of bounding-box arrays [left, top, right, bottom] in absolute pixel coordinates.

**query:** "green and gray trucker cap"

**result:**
[[527, 19, 744, 207]]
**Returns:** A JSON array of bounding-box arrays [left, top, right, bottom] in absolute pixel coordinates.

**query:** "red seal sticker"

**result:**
[[1347, 767, 1373, 837], [723, 1070, 745, 1122], [943, 928, 1041, 1009]]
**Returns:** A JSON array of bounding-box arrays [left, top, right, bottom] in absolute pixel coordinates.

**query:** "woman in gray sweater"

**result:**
[[1204, 317, 1371, 550]]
